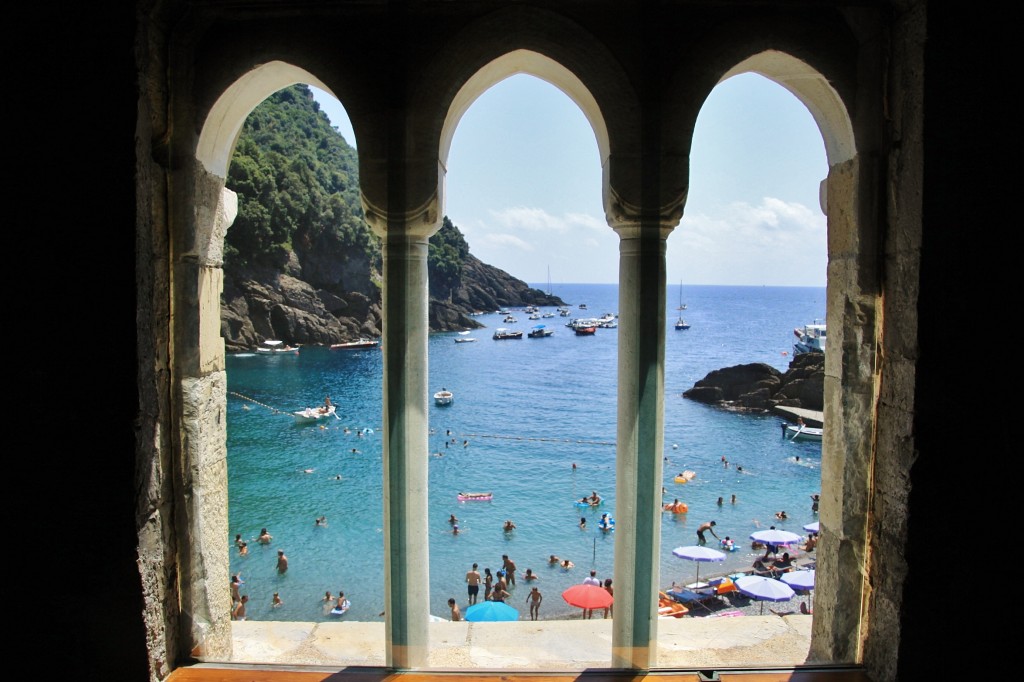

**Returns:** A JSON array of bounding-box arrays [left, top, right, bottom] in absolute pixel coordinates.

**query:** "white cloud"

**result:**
[[490, 206, 569, 232], [674, 197, 826, 286], [488, 206, 607, 234], [480, 232, 534, 252], [564, 212, 607, 232], [683, 197, 823, 246]]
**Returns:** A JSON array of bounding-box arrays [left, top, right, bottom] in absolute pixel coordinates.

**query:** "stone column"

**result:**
[[609, 217, 673, 669], [367, 203, 439, 669]]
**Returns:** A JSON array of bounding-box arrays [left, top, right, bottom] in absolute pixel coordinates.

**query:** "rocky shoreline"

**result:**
[[220, 253, 565, 353]]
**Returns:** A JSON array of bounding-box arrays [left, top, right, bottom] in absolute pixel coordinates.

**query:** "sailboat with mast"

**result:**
[[674, 281, 690, 330]]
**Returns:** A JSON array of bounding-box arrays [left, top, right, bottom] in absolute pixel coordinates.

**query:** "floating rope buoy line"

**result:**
[[229, 391, 291, 417], [462, 433, 615, 446]]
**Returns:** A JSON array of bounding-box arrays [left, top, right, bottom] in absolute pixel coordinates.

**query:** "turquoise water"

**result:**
[[227, 284, 825, 622]]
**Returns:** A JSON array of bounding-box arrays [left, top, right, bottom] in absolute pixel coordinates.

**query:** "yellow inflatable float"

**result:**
[[673, 470, 696, 484]]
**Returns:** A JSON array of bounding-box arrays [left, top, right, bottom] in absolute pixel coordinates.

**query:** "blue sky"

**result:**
[[311, 72, 827, 287]]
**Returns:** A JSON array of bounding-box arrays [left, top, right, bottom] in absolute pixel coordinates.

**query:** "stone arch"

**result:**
[[174, 60, 357, 661], [665, 48, 873, 665], [365, 3, 644, 237], [438, 50, 610, 175], [721, 51, 856, 214], [197, 61, 339, 180]]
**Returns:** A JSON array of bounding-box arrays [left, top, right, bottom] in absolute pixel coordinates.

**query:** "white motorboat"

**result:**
[[793, 321, 826, 355], [783, 422, 823, 442], [293, 404, 337, 424], [256, 339, 298, 354], [455, 331, 477, 343], [434, 389, 454, 406], [330, 338, 380, 350]]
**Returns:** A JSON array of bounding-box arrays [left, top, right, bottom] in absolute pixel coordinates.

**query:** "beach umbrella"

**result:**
[[464, 600, 519, 622], [671, 545, 726, 587], [562, 584, 614, 614], [750, 528, 802, 547], [734, 575, 795, 614], [803, 521, 819, 534], [781, 569, 816, 612]]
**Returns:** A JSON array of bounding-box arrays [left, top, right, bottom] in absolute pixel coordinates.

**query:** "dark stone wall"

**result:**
[[13, 5, 149, 681]]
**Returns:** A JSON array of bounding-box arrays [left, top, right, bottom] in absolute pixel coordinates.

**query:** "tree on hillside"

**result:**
[[224, 84, 377, 271], [428, 216, 470, 299]]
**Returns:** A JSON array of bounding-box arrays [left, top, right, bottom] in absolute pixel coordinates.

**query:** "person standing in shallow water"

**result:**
[[277, 549, 288, 573], [526, 586, 543, 620], [696, 520, 719, 546], [232, 594, 248, 621], [466, 563, 481, 604], [483, 568, 493, 601]]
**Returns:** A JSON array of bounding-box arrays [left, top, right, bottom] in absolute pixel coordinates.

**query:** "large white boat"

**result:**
[[793, 321, 826, 355], [256, 339, 298, 354]]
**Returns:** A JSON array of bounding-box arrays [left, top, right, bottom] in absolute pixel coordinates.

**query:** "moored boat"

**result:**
[[674, 282, 690, 329], [783, 422, 823, 441], [457, 492, 493, 501], [330, 338, 380, 350], [293, 404, 337, 424], [256, 339, 299, 354], [433, 389, 454, 406], [793, 321, 826, 355], [492, 328, 523, 340], [528, 325, 554, 338]]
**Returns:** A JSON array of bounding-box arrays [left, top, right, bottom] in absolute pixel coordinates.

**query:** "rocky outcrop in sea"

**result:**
[[682, 352, 824, 412]]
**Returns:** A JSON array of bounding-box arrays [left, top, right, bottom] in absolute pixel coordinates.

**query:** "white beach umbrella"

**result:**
[[671, 545, 726, 586], [803, 521, 819, 534], [782, 569, 816, 612], [734, 575, 795, 614], [750, 528, 802, 547]]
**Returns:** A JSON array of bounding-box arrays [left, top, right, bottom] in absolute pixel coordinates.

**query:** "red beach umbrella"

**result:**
[[562, 583, 614, 611]]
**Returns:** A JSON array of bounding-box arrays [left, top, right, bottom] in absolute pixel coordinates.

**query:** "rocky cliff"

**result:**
[[221, 250, 565, 352], [682, 352, 824, 412]]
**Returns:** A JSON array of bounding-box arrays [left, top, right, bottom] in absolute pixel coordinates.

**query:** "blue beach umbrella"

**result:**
[[464, 600, 519, 622], [803, 521, 819, 534]]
